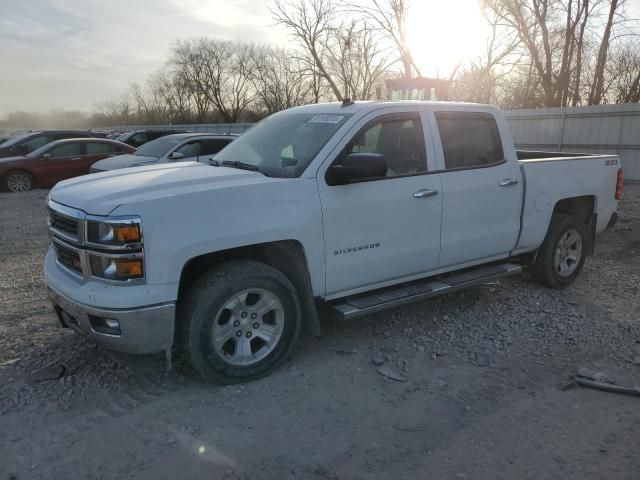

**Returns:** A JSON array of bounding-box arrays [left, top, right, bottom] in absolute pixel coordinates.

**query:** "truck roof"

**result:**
[[286, 100, 495, 115]]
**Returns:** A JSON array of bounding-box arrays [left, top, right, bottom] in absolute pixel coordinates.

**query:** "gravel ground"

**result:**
[[1, 186, 640, 480]]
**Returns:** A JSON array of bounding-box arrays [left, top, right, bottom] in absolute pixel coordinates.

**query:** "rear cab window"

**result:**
[[435, 112, 504, 170]]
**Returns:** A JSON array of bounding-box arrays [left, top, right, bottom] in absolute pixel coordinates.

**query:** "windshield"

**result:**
[[214, 112, 352, 177], [134, 136, 185, 158]]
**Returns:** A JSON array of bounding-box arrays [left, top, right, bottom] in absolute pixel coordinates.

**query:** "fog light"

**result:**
[[89, 315, 121, 335]]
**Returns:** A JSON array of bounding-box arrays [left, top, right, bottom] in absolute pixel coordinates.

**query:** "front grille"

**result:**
[[49, 209, 79, 239], [55, 243, 82, 274]]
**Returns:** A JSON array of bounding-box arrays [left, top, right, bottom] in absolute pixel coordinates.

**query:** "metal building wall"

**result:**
[[505, 103, 640, 180]]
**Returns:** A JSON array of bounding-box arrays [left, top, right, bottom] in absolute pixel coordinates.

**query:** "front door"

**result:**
[[38, 141, 86, 186], [318, 109, 443, 297], [429, 109, 523, 267]]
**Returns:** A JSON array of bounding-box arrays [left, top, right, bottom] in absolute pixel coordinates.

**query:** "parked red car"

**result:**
[[0, 138, 135, 192]]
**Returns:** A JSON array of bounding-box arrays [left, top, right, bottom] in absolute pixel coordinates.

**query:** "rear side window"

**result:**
[[201, 139, 232, 155], [131, 132, 148, 144], [435, 112, 504, 170], [49, 143, 83, 158], [86, 142, 117, 154]]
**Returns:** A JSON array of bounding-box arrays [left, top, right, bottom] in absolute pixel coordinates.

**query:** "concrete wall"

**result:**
[[505, 103, 640, 180]]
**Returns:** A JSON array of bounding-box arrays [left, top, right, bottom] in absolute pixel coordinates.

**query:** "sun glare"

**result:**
[[406, 0, 491, 77]]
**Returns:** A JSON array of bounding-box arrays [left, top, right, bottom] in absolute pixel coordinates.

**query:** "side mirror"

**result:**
[[42, 153, 51, 159], [327, 153, 387, 185], [169, 151, 184, 160]]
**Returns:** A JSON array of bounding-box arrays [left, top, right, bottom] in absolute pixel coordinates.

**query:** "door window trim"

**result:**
[[429, 109, 507, 173], [324, 111, 430, 186]]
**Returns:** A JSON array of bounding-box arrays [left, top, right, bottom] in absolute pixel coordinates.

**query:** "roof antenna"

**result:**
[[342, 98, 354, 107]]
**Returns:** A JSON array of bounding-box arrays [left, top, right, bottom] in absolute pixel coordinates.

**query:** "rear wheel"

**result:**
[[179, 260, 302, 384], [532, 214, 587, 289], [5, 170, 34, 192]]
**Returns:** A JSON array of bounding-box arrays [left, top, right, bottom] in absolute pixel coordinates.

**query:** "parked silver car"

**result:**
[[90, 133, 237, 172]]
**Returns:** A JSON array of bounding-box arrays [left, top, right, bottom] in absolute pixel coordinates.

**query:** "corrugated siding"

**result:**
[[505, 104, 640, 180]]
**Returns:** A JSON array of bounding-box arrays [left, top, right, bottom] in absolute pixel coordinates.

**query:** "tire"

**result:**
[[179, 260, 302, 384], [531, 214, 588, 289], [4, 170, 34, 192]]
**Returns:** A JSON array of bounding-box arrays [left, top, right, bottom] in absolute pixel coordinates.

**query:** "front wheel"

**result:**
[[5, 170, 34, 192], [179, 260, 302, 384], [531, 214, 588, 289]]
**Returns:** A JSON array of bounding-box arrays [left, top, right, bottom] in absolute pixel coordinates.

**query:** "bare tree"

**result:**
[[251, 47, 315, 113], [324, 21, 393, 99], [272, 0, 344, 100], [588, 0, 619, 104], [343, 0, 418, 78], [171, 38, 215, 122], [452, 6, 522, 103]]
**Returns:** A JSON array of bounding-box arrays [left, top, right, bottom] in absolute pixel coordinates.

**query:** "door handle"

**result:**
[[413, 188, 439, 198], [70, 157, 81, 161], [499, 178, 519, 187]]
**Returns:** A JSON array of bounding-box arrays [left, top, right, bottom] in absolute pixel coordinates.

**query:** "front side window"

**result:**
[[48, 143, 83, 158], [435, 112, 504, 170], [175, 141, 200, 158], [343, 113, 427, 178]]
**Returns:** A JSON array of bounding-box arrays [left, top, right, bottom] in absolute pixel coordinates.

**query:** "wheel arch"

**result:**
[[177, 240, 321, 336], [551, 195, 597, 255]]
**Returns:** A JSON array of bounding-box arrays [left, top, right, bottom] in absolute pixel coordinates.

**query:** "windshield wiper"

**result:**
[[221, 160, 260, 172]]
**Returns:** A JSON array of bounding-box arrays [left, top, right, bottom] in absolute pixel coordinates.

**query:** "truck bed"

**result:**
[[514, 151, 620, 254]]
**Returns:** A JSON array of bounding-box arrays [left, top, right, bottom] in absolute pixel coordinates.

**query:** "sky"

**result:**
[[4, 0, 635, 119], [0, 0, 289, 118]]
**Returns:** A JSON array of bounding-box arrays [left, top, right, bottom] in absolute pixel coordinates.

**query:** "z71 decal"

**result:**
[[334, 243, 381, 256]]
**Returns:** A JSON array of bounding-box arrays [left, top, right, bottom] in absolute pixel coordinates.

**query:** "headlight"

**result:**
[[90, 255, 144, 281], [86, 218, 142, 246]]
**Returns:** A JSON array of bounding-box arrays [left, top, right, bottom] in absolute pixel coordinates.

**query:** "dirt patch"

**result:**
[[1, 186, 640, 479]]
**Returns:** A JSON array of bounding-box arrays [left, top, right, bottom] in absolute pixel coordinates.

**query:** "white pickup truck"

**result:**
[[44, 101, 623, 383]]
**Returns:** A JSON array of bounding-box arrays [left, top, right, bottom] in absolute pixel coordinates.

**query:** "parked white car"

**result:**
[[44, 101, 622, 384], [90, 133, 237, 172]]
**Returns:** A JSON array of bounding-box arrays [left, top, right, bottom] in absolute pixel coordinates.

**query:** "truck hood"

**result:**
[[91, 154, 157, 171], [50, 162, 270, 216]]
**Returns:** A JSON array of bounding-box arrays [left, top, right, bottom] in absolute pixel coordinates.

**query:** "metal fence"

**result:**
[[505, 103, 640, 180], [105, 123, 254, 135], [106, 103, 640, 180]]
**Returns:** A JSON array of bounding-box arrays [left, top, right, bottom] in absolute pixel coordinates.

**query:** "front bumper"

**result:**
[[47, 284, 175, 354]]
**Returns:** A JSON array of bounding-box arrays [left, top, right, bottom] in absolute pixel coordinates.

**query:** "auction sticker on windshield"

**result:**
[[308, 115, 345, 124]]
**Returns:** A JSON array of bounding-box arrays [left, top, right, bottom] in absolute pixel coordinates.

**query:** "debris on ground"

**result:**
[[570, 368, 640, 397], [377, 366, 408, 382], [26, 364, 66, 383]]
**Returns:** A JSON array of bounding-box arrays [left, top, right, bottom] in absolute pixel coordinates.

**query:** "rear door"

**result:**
[[429, 109, 523, 267], [318, 108, 443, 297], [84, 142, 120, 172]]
